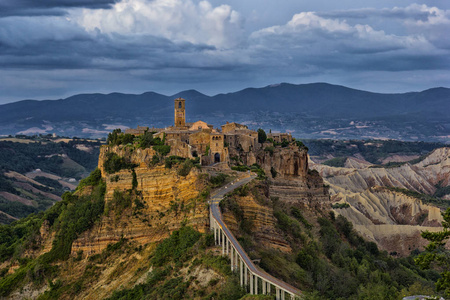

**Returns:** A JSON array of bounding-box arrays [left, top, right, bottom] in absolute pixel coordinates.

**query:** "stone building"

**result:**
[[126, 97, 292, 167], [174, 97, 186, 128], [124, 126, 164, 136], [221, 122, 248, 133], [267, 132, 293, 143]]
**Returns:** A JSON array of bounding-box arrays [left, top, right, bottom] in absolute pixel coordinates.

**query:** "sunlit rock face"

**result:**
[[72, 146, 209, 256]]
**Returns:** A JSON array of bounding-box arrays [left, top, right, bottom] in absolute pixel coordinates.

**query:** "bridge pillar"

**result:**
[[240, 259, 243, 286], [244, 266, 248, 287], [235, 250, 238, 271], [221, 231, 225, 254], [210, 211, 213, 231], [213, 223, 217, 245], [262, 278, 266, 294], [226, 238, 229, 255], [255, 275, 258, 294], [276, 287, 280, 300], [267, 282, 271, 294], [249, 273, 254, 294], [230, 247, 234, 271]]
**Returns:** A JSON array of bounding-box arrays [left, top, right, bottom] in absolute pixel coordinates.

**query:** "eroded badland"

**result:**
[[1, 97, 449, 300]]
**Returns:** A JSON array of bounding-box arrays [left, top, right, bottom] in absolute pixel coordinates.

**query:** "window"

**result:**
[[178, 102, 182, 108]]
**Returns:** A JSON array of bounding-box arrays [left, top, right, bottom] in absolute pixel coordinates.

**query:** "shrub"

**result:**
[[103, 152, 136, 174], [332, 202, 350, 209], [151, 226, 201, 267], [291, 207, 312, 229], [132, 169, 138, 189], [264, 146, 275, 156], [110, 190, 132, 212], [209, 173, 228, 187], [153, 145, 170, 157], [77, 168, 102, 190], [165, 156, 185, 169], [231, 165, 250, 172], [323, 157, 347, 168], [177, 159, 193, 177], [107, 129, 135, 146]]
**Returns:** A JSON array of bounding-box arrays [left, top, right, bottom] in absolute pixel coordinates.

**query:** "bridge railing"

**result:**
[[209, 175, 302, 300]]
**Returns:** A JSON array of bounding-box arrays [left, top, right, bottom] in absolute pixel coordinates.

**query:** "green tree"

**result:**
[[257, 128, 267, 144], [139, 131, 154, 148], [415, 207, 450, 298], [132, 169, 138, 189], [107, 129, 122, 145]]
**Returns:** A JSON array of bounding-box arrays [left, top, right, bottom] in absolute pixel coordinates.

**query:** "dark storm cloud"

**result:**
[[0, 25, 221, 72], [0, 0, 449, 104], [0, 0, 119, 17]]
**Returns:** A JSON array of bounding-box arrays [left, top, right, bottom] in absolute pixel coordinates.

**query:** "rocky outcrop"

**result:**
[[221, 191, 292, 252], [72, 146, 209, 256], [257, 145, 309, 178], [269, 171, 329, 209], [239, 145, 308, 178]]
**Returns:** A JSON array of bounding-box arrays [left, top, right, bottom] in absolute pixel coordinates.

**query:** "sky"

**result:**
[[0, 0, 449, 104]]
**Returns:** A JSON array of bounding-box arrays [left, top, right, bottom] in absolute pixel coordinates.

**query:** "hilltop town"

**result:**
[[123, 97, 303, 175]]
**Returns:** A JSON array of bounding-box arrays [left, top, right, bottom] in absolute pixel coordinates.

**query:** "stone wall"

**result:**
[[221, 122, 248, 133], [189, 131, 211, 154]]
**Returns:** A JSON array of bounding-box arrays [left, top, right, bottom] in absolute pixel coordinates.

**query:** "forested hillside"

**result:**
[[0, 83, 448, 142], [0, 136, 101, 224]]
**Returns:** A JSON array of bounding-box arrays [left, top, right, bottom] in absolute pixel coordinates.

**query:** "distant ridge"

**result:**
[[0, 83, 448, 141]]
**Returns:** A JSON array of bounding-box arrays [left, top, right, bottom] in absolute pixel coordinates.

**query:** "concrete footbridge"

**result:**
[[209, 173, 302, 300]]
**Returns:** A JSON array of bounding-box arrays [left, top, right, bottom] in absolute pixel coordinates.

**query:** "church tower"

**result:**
[[174, 98, 186, 127]]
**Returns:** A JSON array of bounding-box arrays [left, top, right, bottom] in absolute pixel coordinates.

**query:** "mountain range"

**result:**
[[0, 83, 449, 142]]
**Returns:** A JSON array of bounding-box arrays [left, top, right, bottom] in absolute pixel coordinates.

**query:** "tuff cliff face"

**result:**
[[240, 145, 309, 178], [263, 146, 329, 209], [74, 142, 321, 256], [220, 146, 330, 255], [269, 171, 329, 210], [72, 146, 209, 256], [221, 182, 292, 253], [257, 145, 309, 178]]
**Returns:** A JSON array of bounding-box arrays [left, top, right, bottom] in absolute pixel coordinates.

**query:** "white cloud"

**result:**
[[251, 10, 435, 55], [71, 0, 243, 48]]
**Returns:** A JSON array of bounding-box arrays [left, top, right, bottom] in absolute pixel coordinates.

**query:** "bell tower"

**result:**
[[174, 98, 186, 128]]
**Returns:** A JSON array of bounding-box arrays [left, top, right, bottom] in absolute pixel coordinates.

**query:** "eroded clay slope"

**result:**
[[311, 147, 450, 256]]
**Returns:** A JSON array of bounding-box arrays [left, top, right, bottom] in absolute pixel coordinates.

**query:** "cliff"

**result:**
[[220, 145, 330, 257], [221, 181, 292, 252], [72, 146, 209, 256], [239, 144, 309, 178]]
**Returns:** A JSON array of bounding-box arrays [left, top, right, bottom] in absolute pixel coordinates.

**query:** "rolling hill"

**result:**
[[0, 83, 449, 141]]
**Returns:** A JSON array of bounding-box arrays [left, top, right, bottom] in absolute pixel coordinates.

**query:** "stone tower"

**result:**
[[174, 98, 186, 127]]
